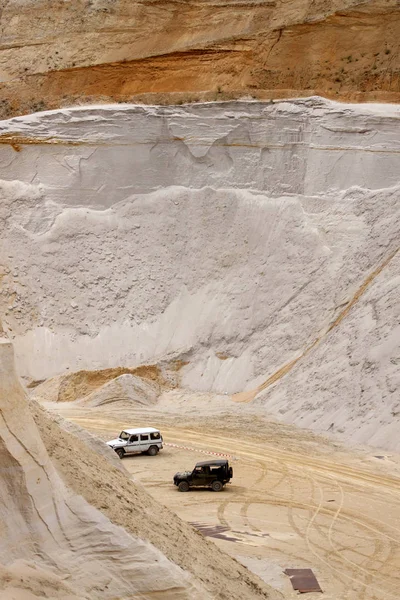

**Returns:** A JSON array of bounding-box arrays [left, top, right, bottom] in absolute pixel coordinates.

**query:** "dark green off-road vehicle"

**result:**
[[173, 459, 233, 492]]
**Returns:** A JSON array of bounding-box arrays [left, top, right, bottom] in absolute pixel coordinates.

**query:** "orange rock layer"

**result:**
[[0, 0, 399, 117]]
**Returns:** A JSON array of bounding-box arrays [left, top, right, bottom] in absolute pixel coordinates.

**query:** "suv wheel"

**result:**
[[211, 480, 223, 492], [178, 481, 190, 492], [147, 446, 159, 456], [115, 448, 125, 459]]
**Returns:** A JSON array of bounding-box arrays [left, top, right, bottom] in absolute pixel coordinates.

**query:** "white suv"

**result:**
[[107, 427, 163, 459]]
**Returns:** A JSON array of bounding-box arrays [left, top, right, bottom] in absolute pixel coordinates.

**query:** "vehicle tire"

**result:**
[[147, 446, 159, 456], [115, 448, 125, 459], [178, 481, 190, 492], [211, 480, 223, 492]]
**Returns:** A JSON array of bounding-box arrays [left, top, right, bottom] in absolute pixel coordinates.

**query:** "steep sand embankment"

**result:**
[[0, 0, 399, 118], [254, 248, 400, 450], [1, 98, 398, 450], [0, 337, 210, 599]]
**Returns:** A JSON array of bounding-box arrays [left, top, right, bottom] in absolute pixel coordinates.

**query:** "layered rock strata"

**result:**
[[0, 98, 398, 448], [0, 0, 399, 118]]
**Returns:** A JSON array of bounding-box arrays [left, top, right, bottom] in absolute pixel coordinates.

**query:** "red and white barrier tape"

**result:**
[[165, 442, 234, 460]]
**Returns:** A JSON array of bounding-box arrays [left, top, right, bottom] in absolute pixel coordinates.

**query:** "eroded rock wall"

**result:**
[[0, 98, 398, 448], [0, 0, 399, 118], [0, 99, 398, 396]]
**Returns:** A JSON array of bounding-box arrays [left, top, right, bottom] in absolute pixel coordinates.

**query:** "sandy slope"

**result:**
[[0, 336, 216, 600], [255, 249, 400, 449], [0, 98, 398, 449]]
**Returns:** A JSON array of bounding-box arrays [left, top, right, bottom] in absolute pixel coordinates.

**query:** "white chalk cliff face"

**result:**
[[0, 98, 399, 446], [0, 335, 209, 599]]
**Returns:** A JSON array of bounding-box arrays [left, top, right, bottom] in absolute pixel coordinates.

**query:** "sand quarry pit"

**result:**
[[40, 395, 400, 600], [0, 98, 399, 599]]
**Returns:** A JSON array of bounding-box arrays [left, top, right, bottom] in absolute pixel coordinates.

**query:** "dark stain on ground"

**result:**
[[190, 522, 270, 542], [190, 522, 240, 542]]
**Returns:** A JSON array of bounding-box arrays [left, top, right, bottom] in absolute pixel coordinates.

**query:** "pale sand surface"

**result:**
[[44, 397, 400, 600], [1, 97, 399, 598], [0, 338, 280, 600], [1, 99, 398, 452]]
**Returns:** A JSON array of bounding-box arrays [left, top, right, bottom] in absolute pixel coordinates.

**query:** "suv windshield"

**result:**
[[119, 431, 130, 440]]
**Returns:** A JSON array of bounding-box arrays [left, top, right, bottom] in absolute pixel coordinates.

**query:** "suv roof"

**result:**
[[122, 427, 160, 435], [195, 459, 229, 467]]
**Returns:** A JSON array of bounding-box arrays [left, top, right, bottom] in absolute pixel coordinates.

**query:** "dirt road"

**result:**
[[50, 403, 400, 600]]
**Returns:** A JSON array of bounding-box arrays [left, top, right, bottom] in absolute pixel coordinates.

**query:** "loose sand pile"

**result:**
[[40, 408, 127, 471], [31, 365, 165, 403], [32, 369, 160, 408], [78, 373, 159, 407]]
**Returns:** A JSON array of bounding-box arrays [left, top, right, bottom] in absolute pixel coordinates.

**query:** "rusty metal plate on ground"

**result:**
[[284, 569, 323, 593]]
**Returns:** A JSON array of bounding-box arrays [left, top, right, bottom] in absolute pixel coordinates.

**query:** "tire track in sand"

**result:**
[[56, 414, 400, 600], [167, 429, 400, 598]]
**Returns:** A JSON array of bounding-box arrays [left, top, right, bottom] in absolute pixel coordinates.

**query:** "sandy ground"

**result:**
[[0, 338, 222, 600], [47, 399, 400, 600]]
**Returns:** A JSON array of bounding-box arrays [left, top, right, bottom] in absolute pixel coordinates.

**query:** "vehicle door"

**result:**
[[192, 466, 210, 487], [139, 433, 150, 452], [150, 431, 162, 448], [125, 434, 140, 454], [211, 465, 224, 482]]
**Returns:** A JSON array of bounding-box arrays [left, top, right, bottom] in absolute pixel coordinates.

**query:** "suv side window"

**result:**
[[129, 435, 139, 443], [140, 434, 149, 442], [150, 432, 160, 440]]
